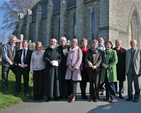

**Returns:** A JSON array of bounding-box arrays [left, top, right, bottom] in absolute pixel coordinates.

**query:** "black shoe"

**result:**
[[64, 96, 68, 99], [46, 97, 51, 102], [54, 97, 59, 101], [2, 90, 9, 94], [59, 96, 63, 99], [2, 89, 9, 95], [126, 97, 133, 101], [15, 92, 19, 96], [81, 95, 88, 100], [24, 93, 29, 97], [100, 92, 104, 95], [119, 94, 124, 99], [133, 98, 139, 102]]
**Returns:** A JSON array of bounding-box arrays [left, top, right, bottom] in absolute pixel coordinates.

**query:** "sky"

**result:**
[[0, 0, 11, 44], [0, 0, 4, 30]]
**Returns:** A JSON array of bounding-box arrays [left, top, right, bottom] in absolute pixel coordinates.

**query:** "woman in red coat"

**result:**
[[80, 38, 89, 100]]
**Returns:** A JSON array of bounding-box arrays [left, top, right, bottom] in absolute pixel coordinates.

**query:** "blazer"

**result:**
[[14, 49, 33, 70], [65, 46, 82, 81], [100, 49, 118, 83], [113, 47, 126, 81], [125, 48, 141, 75], [85, 48, 102, 71]]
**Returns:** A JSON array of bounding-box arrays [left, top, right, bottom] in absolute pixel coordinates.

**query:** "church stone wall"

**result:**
[[84, 1, 100, 42], [13, 0, 141, 48], [110, 0, 141, 49], [66, 8, 76, 41], [52, 13, 60, 41], [39, 18, 47, 45]]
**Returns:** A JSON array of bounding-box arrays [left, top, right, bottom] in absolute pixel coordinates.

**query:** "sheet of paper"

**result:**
[[63, 48, 68, 54], [52, 60, 58, 67]]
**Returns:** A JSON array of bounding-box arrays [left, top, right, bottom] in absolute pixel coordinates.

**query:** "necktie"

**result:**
[[23, 49, 26, 63]]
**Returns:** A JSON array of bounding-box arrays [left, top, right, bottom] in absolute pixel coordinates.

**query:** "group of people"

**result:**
[[1, 35, 141, 103]]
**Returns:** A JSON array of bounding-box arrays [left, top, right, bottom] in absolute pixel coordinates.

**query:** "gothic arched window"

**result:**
[[58, 18, 60, 41], [73, 13, 76, 38], [92, 8, 95, 39], [67, 0, 76, 9]]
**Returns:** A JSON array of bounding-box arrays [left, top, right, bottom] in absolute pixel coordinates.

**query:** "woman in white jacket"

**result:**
[[30, 41, 45, 100]]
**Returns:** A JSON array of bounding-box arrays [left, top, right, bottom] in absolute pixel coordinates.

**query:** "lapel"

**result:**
[[94, 51, 100, 62], [108, 49, 112, 58], [127, 49, 131, 61], [19, 50, 22, 59], [120, 48, 123, 53], [25, 50, 29, 60], [103, 50, 111, 63], [133, 48, 138, 61]]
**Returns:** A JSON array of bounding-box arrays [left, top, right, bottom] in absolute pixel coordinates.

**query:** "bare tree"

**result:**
[[0, 0, 39, 31], [0, 32, 7, 44]]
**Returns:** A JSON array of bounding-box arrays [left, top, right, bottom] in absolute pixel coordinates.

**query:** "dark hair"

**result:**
[[36, 41, 43, 50], [105, 40, 113, 48]]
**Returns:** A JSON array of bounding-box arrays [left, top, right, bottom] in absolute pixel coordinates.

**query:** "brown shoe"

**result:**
[[110, 99, 117, 103], [69, 96, 77, 103], [89, 99, 93, 102], [94, 99, 99, 102]]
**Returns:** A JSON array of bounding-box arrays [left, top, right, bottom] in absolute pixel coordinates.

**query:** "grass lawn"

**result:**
[[0, 66, 33, 110]]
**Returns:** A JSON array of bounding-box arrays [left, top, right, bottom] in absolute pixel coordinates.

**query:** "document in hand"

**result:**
[[52, 60, 58, 66], [63, 48, 68, 54]]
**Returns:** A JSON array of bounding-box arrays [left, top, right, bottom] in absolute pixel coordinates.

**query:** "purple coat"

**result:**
[[65, 46, 82, 81]]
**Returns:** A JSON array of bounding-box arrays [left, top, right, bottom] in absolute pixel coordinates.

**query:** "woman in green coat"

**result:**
[[100, 41, 118, 103]]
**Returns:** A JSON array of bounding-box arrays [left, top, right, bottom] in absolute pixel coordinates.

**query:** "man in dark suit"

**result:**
[[14, 40, 32, 97], [113, 39, 126, 99]]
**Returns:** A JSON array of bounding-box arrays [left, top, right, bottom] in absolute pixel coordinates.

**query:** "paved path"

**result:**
[[1, 78, 141, 113]]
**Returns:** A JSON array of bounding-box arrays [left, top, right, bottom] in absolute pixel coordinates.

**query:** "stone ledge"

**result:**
[[99, 26, 129, 35]]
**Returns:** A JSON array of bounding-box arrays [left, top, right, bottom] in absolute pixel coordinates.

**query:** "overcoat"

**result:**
[[125, 48, 141, 75], [43, 47, 61, 97], [65, 46, 82, 81], [113, 47, 126, 81], [100, 49, 118, 83]]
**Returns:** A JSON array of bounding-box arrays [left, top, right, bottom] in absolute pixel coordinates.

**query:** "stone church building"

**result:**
[[13, 0, 141, 48]]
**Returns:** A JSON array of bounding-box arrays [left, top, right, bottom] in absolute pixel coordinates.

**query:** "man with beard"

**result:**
[[44, 38, 62, 102]]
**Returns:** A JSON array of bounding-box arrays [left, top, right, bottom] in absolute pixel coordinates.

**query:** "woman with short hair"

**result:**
[[65, 38, 82, 103], [100, 41, 118, 103], [85, 39, 102, 102], [80, 38, 89, 100]]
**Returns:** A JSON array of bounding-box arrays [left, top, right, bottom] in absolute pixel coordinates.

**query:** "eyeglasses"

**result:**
[[51, 41, 56, 43]]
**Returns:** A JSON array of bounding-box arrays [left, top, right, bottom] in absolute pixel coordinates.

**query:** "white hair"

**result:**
[[9, 35, 17, 42], [72, 38, 78, 44], [98, 37, 104, 41], [130, 39, 137, 44], [115, 39, 122, 43], [60, 37, 67, 42]]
